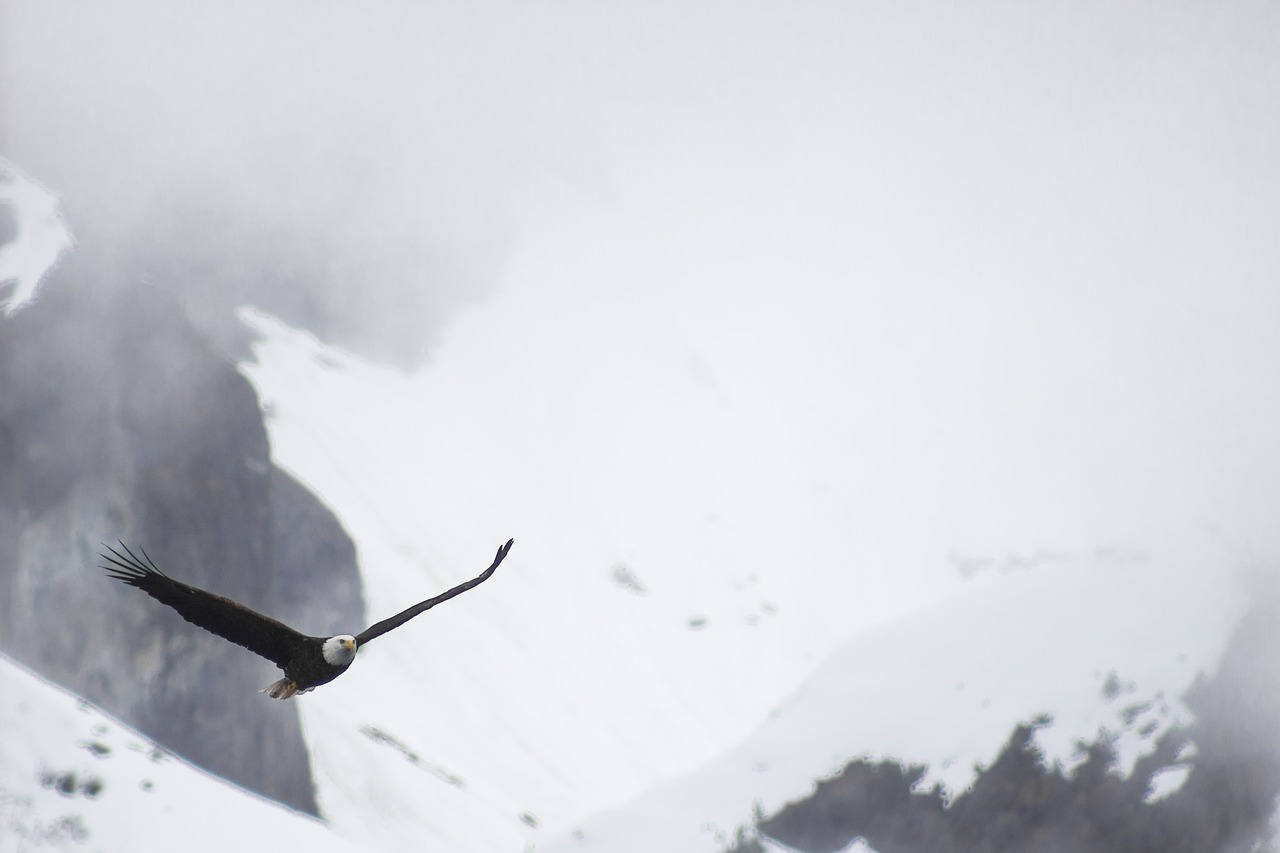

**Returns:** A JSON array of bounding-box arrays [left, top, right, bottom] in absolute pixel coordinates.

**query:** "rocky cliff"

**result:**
[[0, 253, 365, 815]]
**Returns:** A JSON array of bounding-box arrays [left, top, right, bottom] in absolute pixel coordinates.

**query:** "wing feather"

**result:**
[[355, 538, 513, 646], [100, 542, 305, 669]]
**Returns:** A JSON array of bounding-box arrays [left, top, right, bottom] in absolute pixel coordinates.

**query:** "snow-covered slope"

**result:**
[[239, 235, 1061, 848], [542, 548, 1244, 852], [237, 265, 1254, 853], [0, 654, 364, 853], [238, 305, 858, 851], [230, 112, 1279, 846]]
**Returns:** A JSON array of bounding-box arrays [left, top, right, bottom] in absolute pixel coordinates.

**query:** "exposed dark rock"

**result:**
[[757, 758, 947, 853], [0, 256, 365, 815], [755, 584, 1280, 853]]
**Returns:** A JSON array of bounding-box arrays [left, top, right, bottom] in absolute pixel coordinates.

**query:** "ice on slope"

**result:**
[[0, 654, 365, 853]]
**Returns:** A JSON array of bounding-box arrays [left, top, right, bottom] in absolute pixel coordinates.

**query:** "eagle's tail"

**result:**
[[262, 678, 298, 700]]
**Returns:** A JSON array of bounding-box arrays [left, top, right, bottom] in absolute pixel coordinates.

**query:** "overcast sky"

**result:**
[[6, 0, 1280, 579]]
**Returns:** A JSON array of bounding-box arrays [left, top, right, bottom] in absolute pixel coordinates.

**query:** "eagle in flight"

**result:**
[[100, 538, 513, 699]]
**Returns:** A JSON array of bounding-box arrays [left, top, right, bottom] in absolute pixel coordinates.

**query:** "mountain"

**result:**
[[0, 180, 364, 815], [540, 552, 1277, 852], [5, 2, 1280, 847], [5, 164, 1280, 852], [234, 303, 1280, 852]]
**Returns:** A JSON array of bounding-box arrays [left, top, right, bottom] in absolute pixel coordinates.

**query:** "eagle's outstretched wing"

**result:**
[[100, 542, 304, 669], [355, 538, 513, 646]]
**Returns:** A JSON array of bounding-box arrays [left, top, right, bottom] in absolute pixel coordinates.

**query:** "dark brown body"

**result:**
[[100, 538, 513, 699]]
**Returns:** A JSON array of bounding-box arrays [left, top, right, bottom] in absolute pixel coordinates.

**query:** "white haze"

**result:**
[[5, 1, 1280, 546]]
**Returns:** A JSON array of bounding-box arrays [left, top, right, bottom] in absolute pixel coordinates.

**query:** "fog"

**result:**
[[10, 2, 1277, 377], [9, 1, 1279, 532], [5, 0, 1280, 847], [4, 1, 614, 361]]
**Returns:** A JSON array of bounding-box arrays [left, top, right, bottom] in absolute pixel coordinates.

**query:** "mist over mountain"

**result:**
[[5, 2, 1280, 851], [748, 581, 1280, 853], [0, 2, 593, 367]]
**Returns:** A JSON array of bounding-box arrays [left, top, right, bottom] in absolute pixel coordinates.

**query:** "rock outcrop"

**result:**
[[0, 255, 365, 815]]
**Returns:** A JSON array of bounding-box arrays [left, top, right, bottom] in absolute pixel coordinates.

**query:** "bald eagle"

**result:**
[[100, 538, 513, 699]]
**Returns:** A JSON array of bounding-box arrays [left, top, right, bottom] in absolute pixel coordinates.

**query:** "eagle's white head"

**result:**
[[322, 634, 358, 666]]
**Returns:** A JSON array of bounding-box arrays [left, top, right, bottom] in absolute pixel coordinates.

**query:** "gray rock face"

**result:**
[[0, 257, 365, 815], [752, 586, 1280, 853]]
